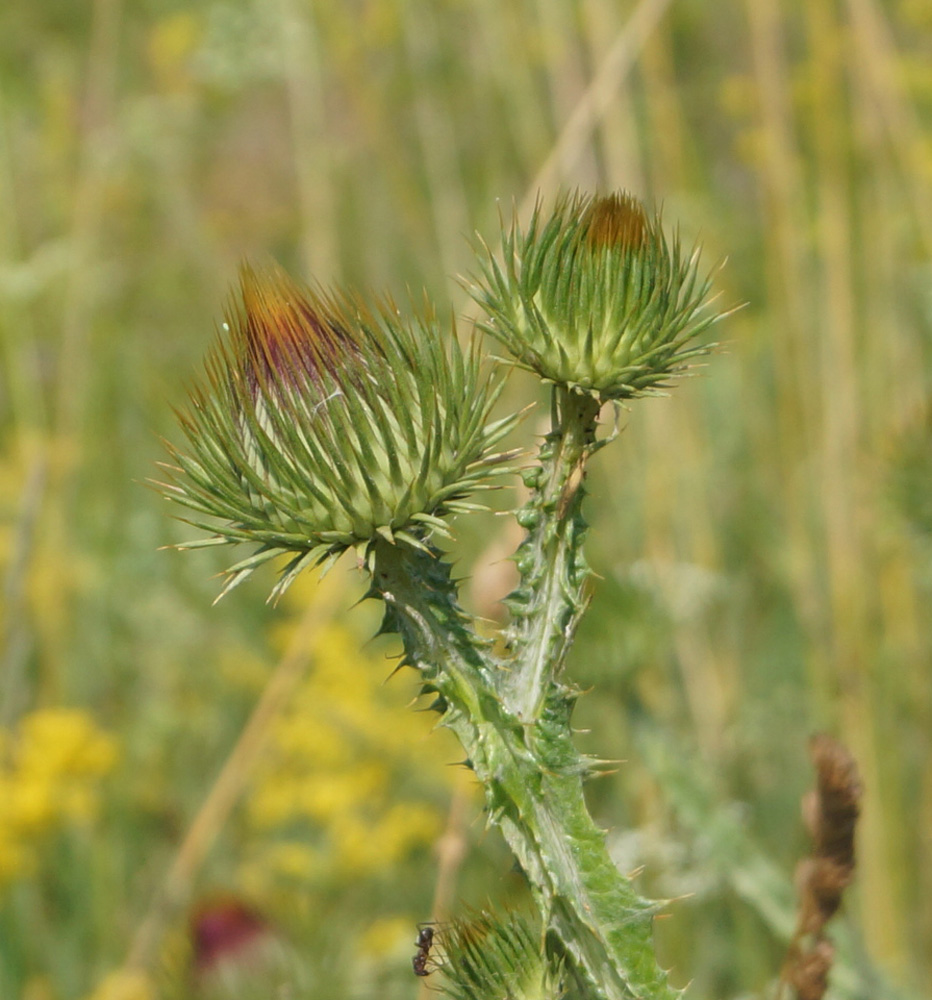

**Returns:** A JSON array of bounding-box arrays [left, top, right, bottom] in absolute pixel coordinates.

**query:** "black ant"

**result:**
[[412, 924, 435, 977]]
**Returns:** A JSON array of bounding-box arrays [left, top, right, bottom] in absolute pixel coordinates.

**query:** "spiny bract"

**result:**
[[157, 264, 520, 600]]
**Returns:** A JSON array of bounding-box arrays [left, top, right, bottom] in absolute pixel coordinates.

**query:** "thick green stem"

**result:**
[[370, 536, 679, 1000], [502, 387, 600, 720]]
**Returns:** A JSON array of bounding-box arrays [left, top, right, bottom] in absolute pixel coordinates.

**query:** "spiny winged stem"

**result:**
[[371, 522, 679, 999], [501, 386, 601, 720]]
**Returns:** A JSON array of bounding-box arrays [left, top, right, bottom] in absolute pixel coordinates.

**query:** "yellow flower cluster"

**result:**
[[81, 971, 154, 1000], [239, 572, 469, 892], [0, 708, 119, 888]]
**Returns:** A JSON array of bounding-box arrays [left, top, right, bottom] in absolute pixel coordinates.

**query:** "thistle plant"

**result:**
[[158, 191, 726, 999]]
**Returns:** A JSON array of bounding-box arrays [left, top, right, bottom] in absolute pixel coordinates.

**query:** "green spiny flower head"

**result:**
[[158, 264, 519, 599], [436, 910, 564, 1000], [470, 191, 722, 401]]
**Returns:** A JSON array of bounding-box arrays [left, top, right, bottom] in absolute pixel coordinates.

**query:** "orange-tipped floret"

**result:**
[[584, 192, 648, 253], [233, 264, 359, 394]]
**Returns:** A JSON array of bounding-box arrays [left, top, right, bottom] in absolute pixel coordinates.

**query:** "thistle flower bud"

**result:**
[[470, 191, 723, 401], [435, 910, 564, 1000], [158, 264, 519, 599]]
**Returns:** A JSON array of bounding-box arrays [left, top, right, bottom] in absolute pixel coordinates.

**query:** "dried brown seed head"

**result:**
[[809, 733, 861, 867], [788, 939, 834, 1000]]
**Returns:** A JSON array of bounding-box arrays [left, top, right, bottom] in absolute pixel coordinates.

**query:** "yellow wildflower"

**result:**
[[17, 708, 119, 782], [240, 576, 469, 891], [82, 970, 154, 1000], [0, 707, 118, 893], [359, 915, 412, 958]]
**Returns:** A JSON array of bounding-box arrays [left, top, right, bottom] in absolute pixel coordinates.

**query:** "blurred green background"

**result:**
[[1, 0, 931, 998]]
